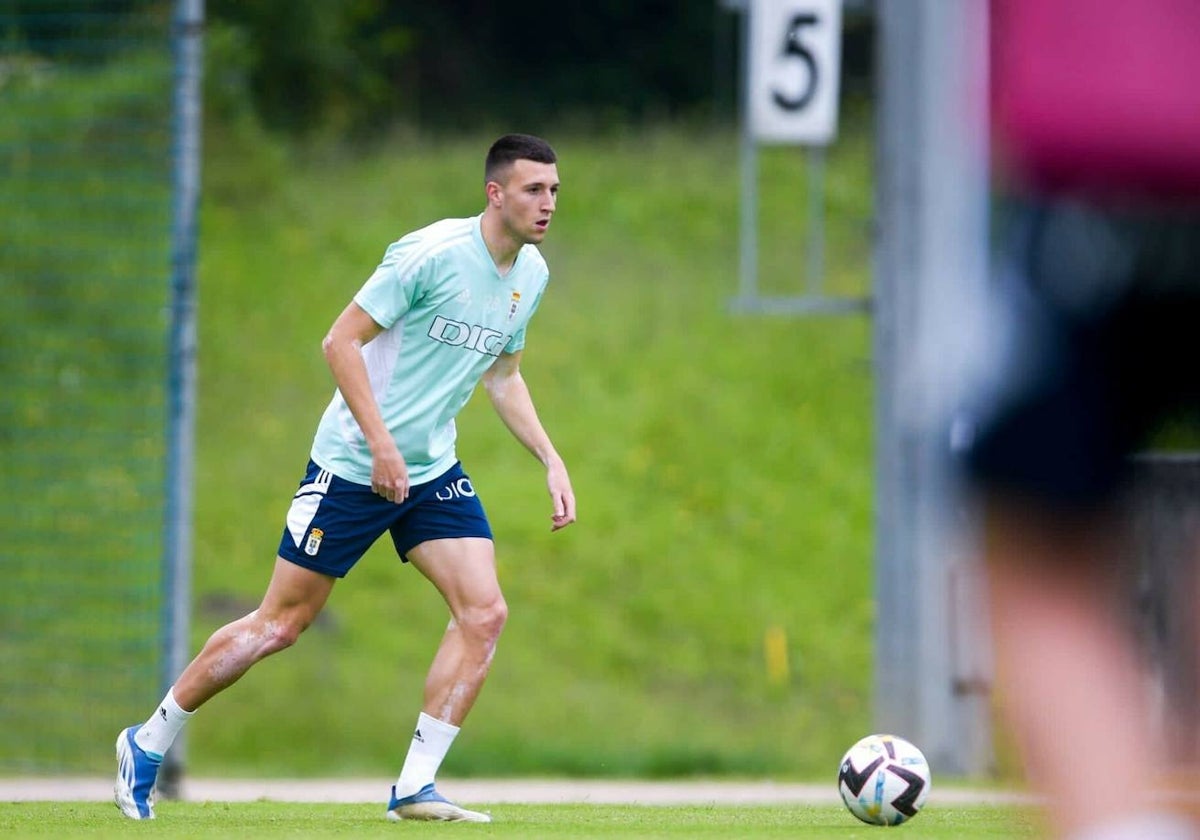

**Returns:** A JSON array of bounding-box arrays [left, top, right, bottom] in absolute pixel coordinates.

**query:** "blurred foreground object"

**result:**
[[991, 0, 1200, 201], [963, 1, 1200, 838]]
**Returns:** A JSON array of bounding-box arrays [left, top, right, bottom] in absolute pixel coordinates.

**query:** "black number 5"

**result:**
[[772, 12, 819, 112]]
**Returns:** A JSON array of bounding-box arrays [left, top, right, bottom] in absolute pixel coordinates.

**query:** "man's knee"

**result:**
[[459, 596, 508, 643], [269, 618, 307, 651], [251, 607, 317, 653]]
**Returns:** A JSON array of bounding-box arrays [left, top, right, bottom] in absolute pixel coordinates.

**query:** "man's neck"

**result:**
[[480, 211, 519, 274]]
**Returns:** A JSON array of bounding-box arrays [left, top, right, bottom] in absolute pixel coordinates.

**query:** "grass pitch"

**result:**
[[0, 801, 1042, 839]]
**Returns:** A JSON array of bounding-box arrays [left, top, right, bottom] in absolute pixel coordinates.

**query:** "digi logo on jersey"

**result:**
[[435, 477, 477, 501], [428, 315, 511, 356]]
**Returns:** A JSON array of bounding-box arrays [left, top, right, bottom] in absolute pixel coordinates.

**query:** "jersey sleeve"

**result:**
[[353, 237, 427, 328]]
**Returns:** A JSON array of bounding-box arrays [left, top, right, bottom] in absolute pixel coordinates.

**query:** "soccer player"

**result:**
[[966, 3, 1200, 838], [115, 133, 576, 822]]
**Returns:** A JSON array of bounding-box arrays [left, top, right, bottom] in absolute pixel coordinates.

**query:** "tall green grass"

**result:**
[[183, 122, 876, 781]]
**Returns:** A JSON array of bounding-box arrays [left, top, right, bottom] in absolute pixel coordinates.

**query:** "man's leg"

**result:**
[[983, 505, 1196, 839], [387, 536, 505, 822], [115, 558, 335, 820], [408, 537, 507, 725], [172, 557, 336, 709]]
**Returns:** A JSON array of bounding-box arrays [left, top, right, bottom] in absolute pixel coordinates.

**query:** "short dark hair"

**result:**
[[485, 134, 557, 184]]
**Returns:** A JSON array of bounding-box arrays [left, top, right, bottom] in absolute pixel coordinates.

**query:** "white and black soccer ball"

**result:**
[[837, 733, 931, 826]]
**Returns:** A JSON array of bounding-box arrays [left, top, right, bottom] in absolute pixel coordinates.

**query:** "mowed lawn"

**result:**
[[0, 800, 1043, 839]]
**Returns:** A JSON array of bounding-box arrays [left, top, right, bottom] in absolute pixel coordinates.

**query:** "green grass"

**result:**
[[0, 801, 1043, 839]]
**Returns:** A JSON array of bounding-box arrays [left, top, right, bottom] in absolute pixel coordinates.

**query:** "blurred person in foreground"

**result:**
[[114, 133, 576, 823], [963, 1, 1200, 838]]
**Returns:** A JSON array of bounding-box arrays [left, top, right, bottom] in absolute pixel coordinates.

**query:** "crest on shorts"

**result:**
[[304, 528, 324, 556]]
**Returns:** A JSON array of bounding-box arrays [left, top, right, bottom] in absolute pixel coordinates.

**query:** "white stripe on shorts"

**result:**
[[286, 469, 334, 548]]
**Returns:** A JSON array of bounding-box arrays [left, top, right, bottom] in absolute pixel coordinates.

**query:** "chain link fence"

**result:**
[[0, 0, 196, 773]]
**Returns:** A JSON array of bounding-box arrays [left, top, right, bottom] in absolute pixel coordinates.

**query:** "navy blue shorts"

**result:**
[[276, 460, 493, 578], [963, 200, 1200, 513]]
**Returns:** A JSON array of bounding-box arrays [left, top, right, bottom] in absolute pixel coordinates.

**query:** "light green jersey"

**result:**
[[310, 214, 548, 486]]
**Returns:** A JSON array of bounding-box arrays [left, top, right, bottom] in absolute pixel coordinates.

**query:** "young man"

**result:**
[[115, 133, 576, 823]]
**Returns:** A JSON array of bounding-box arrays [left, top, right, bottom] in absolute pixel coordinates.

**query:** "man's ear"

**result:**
[[485, 180, 503, 206]]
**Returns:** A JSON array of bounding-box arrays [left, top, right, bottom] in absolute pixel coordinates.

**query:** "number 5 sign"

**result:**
[[748, 0, 843, 145]]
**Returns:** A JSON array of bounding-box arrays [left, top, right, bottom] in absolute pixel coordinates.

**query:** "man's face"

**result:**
[[493, 159, 559, 245]]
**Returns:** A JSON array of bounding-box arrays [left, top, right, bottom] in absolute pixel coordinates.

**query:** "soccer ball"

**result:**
[[837, 734, 931, 826]]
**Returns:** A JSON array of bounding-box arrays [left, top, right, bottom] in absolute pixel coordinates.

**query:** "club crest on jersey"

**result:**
[[304, 528, 324, 556], [507, 291, 521, 321]]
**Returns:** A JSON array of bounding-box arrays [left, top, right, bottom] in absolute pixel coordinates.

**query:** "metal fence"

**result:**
[[0, 0, 200, 774], [1129, 454, 1200, 764]]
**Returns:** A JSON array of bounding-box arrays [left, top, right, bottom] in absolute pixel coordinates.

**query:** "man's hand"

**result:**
[[370, 441, 410, 503], [547, 460, 576, 531]]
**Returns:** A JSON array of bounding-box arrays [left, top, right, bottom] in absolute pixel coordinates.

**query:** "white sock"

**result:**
[[394, 712, 460, 799], [133, 688, 195, 760], [1070, 812, 1198, 840]]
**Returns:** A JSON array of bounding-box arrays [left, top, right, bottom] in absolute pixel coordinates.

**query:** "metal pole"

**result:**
[[160, 0, 203, 799], [737, 3, 760, 305], [872, 0, 918, 735], [805, 146, 826, 296], [872, 0, 992, 776]]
